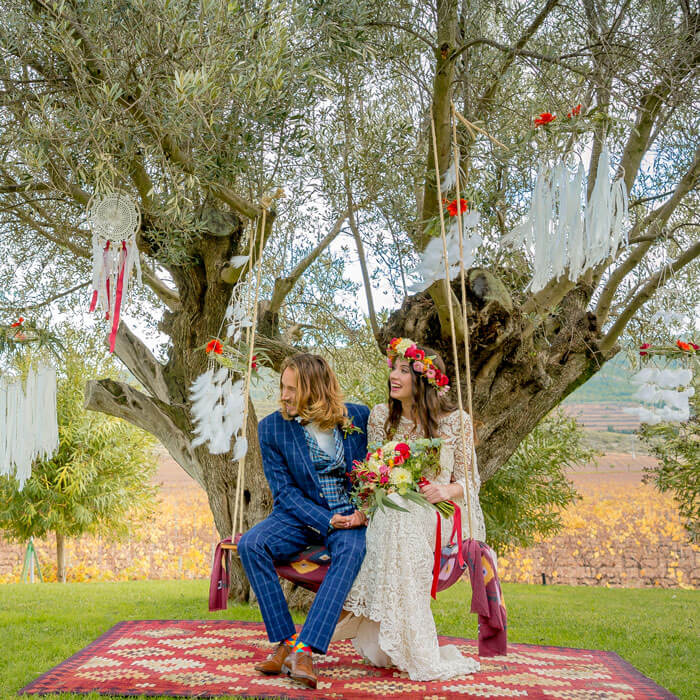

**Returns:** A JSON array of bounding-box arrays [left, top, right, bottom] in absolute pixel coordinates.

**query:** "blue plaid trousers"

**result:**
[[238, 404, 369, 654]]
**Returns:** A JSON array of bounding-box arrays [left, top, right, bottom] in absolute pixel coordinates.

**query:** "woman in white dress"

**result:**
[[339, 338, 487, 681]]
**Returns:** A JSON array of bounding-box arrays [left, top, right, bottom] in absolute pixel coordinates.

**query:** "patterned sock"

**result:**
[[291, 638, 312, 655], [283, 633, 298, 648]]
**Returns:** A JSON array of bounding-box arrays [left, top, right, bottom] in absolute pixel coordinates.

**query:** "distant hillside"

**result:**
[[563, 353, 637, 404]]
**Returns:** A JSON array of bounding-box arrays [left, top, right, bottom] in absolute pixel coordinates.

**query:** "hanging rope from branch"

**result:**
[[429, 107, 474, 539]]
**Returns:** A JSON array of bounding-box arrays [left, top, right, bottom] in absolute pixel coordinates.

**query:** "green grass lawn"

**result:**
[[1, 580, 697, 699]]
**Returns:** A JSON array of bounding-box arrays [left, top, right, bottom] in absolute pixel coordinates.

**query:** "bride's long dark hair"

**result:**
[[384, 345, 458, 440]]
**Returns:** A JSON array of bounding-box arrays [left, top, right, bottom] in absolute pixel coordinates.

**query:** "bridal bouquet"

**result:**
[[349, 439, 455, 519]]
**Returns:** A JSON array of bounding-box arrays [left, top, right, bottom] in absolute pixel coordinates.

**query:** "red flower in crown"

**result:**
[[639, 342, 651, 356], [446, 198, 467, 217], [414, 348, 425, 361], [534, 112, 556, 127], [404, 345, 418, 359], [205, 339, 223, 354], [10, 317, 24, 327], [437, 372, 450, 387]]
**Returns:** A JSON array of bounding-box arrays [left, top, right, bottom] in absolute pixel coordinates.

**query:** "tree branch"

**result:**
[[364, 20, 437, 51], [0, 282, 89, 313], [474, 0, 561, 115], [84, 377, 204, 487], [140, 264, 181, 311], [595, 145, 700, 323], [111, 323, 172, 404], [220, 207, 276, 284], [31, 0, 260, 221], [418, 0, 459, 248], [253, 333, 301, 372], [600, 238, 700, 355], [451, 36, 590, 76], [268, 208, 353, 316], [0, 182, 50, 194], [522, 276, 578, 316], [427, 280, 465, 342], [348, 212, 381, 343], [617, 28, 700, 192]]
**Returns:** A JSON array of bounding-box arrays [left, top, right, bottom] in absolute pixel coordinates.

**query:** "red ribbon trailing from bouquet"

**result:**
[[421, 478, 465, 599]]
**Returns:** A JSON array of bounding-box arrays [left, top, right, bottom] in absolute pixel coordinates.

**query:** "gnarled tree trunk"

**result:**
[[85, 218, 286, 601], [382, 269, 619, 481]]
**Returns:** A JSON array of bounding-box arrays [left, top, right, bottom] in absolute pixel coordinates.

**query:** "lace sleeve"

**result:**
[[367, 404, 389, 447], [443, 410, 486, 541], [445, 410, 475, 488]]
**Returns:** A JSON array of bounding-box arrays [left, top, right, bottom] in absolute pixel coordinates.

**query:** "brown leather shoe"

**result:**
[[254, 642, 291, 675], [282, 650, 318, 689]]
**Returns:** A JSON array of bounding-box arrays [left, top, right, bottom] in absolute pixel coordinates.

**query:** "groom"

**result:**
[[238, 353, 369, 689]]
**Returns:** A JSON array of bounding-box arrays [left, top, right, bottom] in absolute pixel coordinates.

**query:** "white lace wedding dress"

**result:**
[[342, 403, 486, 681]]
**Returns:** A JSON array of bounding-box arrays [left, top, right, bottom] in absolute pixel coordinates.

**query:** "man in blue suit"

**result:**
[[238, 353, 369, 689]]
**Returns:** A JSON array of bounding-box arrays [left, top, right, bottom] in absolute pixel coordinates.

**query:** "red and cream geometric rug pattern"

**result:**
[[19, 619, 677, 699]]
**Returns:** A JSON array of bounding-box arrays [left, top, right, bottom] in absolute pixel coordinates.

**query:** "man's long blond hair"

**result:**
[[280, 353, 347, 430]]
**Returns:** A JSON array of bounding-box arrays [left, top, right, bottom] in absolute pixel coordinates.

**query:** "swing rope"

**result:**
[[429, 107, 475, 539], [451, 101, 479, 495], [230, 204, 268, 541]]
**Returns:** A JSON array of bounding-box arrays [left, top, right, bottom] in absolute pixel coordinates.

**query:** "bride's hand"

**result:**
[[331, 510, 368, 529], [420, 482, 450, 504]]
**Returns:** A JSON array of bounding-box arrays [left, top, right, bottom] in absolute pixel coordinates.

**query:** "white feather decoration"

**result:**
[[626, 365, 694, 425], [232, 436, 248, 461], [410, 212, 483, 292], [229, 255, 250, 269], [189, 370, 247, 455], [440, 161, 457, 193]]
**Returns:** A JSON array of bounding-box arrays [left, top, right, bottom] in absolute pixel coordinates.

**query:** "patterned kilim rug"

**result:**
[[19, 619, 676, 699]]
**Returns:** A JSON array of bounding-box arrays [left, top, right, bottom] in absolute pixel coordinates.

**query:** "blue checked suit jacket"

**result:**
[[257, 403, 370, 534]]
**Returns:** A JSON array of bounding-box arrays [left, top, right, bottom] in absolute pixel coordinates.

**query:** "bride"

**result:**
[[339, 337, 487, 681]]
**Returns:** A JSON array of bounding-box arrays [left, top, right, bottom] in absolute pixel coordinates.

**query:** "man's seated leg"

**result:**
[[297, 526, 366, 655], [238, 512, 314, 649]]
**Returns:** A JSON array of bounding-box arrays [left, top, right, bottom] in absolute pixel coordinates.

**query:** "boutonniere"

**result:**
[[341, 417, 363, 438]]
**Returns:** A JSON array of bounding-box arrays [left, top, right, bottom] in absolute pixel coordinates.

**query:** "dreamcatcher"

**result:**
[[87, 192, 142, 352], [501, 142, 629, 292]]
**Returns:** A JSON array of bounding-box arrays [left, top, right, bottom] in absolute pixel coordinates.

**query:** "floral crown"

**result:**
[[387, 337, 450, 394]]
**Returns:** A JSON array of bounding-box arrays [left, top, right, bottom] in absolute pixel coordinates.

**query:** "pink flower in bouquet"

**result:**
[[380, 475, 389, 485]]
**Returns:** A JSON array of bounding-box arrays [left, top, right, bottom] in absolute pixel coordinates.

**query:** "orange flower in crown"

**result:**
[[387, 337, 450, 394]]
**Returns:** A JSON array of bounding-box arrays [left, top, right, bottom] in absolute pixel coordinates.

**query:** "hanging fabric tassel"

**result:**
[[503, 142, 628, 292], [0, 365, 59, 489]]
